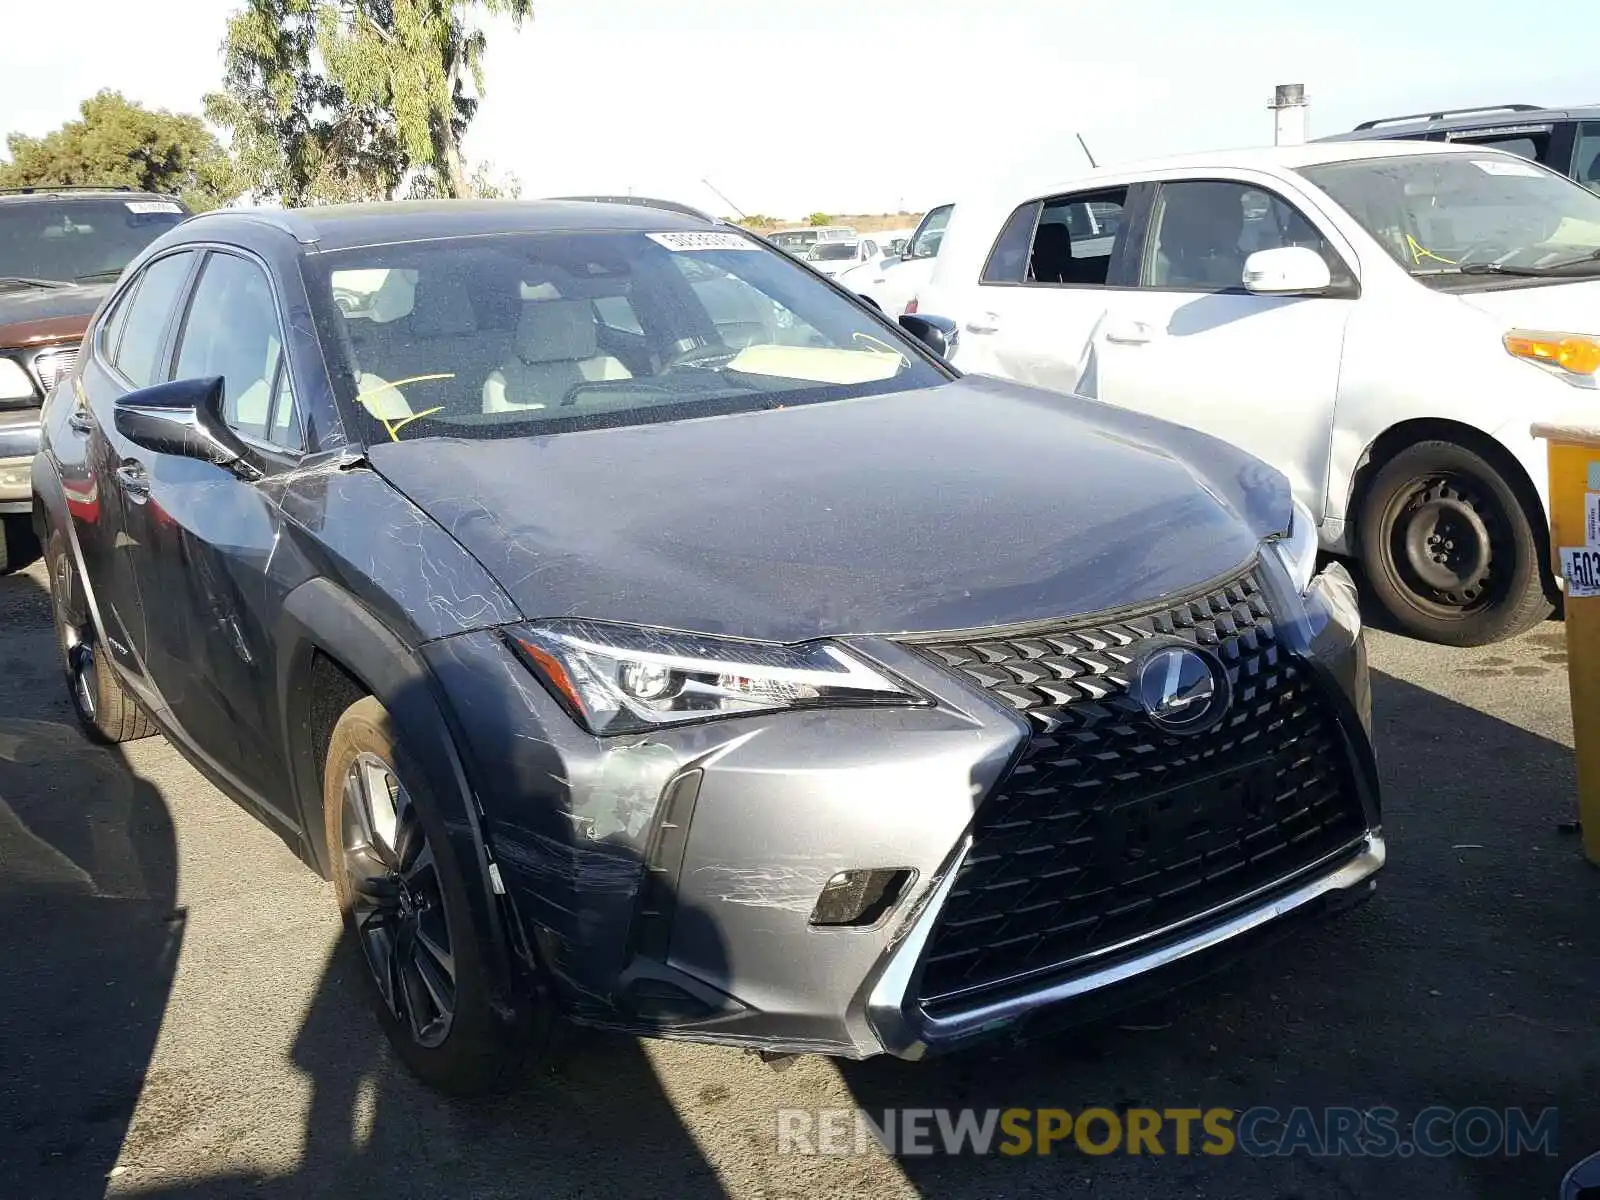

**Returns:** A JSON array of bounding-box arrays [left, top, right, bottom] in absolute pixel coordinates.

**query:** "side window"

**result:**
[[1573, 121, 1600, 191], [1447, 130, 1550, 165], [1025, 188, 1128, 286], [173, 252, 294, 448], [1147, 180, 1351, 293], [113, 252, 195, 388], [97, 281, 138, 361], [269, 366, 302, 451], [907, 204, 953, 259], [981, 201, 1041, 284]]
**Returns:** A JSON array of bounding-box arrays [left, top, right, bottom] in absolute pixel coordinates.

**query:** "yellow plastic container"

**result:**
[[1530, 416, 1600, 865]]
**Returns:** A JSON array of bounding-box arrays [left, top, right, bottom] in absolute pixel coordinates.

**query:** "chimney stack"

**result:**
[[1270, 83, 1309, 146]]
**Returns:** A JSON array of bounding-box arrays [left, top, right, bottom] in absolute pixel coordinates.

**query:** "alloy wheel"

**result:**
[[341, 752, 457, 1048]]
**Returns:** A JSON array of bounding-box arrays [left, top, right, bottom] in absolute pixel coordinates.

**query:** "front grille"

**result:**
[[910, 565, 1366, 1006], [32, 348, 77, 394]]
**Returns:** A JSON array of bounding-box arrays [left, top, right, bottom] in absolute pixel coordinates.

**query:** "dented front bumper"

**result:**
[[420, 556, 1381, 1060]]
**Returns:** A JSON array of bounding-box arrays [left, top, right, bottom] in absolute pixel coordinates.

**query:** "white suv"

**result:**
[[917, 140, 1600, 645]]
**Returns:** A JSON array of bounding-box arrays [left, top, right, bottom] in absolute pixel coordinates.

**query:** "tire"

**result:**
[[45, 528, 156, 744], [1358, 439, 1552, 646], [1, 513, 42, 575], [323, 696, 540, 1094]]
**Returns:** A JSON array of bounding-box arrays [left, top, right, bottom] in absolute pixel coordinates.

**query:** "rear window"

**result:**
[[0, 197, 187, 284], [810, 242, 858, 261], [305, 228, 944, 443]]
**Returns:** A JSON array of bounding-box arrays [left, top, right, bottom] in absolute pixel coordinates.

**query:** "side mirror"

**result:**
[[114, 376, 258, 476], [1243, 245, 1332, 295], [898, 313, 959, 360]]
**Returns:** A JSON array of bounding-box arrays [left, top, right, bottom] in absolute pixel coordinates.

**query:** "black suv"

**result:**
[[1317, 102, 1600, 190], [0, 187, 190, 571]]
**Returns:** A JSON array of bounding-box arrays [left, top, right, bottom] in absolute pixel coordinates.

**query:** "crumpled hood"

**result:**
[[0, 280, 110, 347], [367, 375, 1290, 641], [1455, 277, 1600, 329]]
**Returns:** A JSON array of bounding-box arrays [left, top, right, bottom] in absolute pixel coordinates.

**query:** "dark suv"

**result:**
[[0, 187, 190, 571], [1317, 102, 1600, 190]]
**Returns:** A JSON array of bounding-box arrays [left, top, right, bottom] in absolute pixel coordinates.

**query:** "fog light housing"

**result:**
[[809, 868, 915, 927], [0, 459, 31, 495]]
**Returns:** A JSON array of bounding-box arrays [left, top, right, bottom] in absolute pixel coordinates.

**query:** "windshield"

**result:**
[[1298, 153, 1600, 283], [770, 231, 816, 251], [810, 242, 859, 261], [306, 228, 946, 443], [0, 197, 187, 284]]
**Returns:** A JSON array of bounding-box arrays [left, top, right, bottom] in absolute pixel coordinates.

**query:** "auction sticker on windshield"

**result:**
[[647, 231, 760, 252], [125, 200, 184, 214], [1471, 159, 1543, 178]]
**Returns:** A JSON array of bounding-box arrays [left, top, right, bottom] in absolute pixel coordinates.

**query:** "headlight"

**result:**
[[1269, 497, 1319, 594], [0, 358, 36, 401], [508, 620, 921, 735], [1504, 330, 1600, 386]]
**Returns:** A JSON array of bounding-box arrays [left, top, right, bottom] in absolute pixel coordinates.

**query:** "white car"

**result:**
[[804, 235, 883, 278], [916, 140, 1600, 645], [839, 203, 954, 315]]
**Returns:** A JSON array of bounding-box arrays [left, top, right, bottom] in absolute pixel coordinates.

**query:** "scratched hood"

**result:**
[[366, 376, 1291, 641], [0, 280, 109, 346]]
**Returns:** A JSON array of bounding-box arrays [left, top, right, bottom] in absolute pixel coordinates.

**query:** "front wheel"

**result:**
[[1358, 439, 1552, 646], [323, 696, 543, 1094]]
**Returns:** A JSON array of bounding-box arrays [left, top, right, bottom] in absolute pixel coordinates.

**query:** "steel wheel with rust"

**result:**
[[1359, 439, 1551, 646]]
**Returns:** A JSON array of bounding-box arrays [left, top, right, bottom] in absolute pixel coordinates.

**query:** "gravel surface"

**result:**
[[3, 557, 1598, 1200]]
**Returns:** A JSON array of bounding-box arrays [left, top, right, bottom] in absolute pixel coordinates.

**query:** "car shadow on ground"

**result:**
[[0, 567, 185, 1199]]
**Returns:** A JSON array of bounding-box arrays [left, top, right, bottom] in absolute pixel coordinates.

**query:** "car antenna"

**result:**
[[1076, 133, 1099, 169], [701, 177, 747, 220]]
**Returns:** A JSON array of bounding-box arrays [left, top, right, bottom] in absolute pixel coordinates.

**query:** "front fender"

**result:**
[[276, 576, 521, 1016]]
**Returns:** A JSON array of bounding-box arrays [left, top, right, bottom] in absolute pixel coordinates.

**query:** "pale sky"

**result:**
[[2, 0, 1594, 218]]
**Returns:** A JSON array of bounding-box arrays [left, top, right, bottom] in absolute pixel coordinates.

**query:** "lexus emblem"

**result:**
[[1131, 643, 1229, 734]]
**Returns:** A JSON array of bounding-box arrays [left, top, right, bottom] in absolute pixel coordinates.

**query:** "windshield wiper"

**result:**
[[0, 276, 70, 290], [1458, 249, 1600, 278], [73, 269, 125, 283]]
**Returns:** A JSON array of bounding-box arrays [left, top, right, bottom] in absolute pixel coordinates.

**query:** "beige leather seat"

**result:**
[[483, 299, 632, 413]]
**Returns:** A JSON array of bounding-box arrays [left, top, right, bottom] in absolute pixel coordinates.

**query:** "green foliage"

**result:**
[[738, 214, 776, 230], [206, 0, 409, 205], [0, 91, 239, 211], [210, 0, 531, 204], [807, 211, 832, 227]]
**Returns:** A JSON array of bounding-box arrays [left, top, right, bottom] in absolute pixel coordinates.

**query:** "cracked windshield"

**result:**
[[316, 229, 936, 440]]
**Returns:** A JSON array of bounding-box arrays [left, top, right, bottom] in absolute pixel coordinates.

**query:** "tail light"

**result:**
[[904, 296, 918, 315]]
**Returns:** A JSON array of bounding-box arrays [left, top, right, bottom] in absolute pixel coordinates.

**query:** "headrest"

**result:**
[[516, 300, 599, 363], [410, 274, 477, 337]]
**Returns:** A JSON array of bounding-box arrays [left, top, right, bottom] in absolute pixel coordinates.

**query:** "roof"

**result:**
[[183, 198, 715, 251], [1004, 138, 1532, 202], [0, 186, 181, 205], [1316, 101, 1600, 142]]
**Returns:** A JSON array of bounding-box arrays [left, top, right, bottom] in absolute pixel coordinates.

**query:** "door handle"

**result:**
[[67, 408, 94, 435], [1102, 319, 1153, 345], [965, 312, 1001, 335], [114, 462, 150, 502]]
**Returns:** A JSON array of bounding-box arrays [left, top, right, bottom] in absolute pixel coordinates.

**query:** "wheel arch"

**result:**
[[277, 577, 522, 1013], [1343, 417, 1551, 574]]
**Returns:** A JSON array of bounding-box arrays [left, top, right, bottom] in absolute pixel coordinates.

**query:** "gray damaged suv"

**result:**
[[32, 201, 1381, 1092]]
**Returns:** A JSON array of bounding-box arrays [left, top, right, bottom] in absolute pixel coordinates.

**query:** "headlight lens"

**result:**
[[1504, 330, 1600, 386], [509, 620, 921, 735], [1269, 497, 1319, 593], [0, 358, 36, 401]]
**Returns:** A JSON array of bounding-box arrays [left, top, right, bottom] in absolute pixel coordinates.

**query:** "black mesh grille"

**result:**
[[910, 566, 1366, 1006]]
